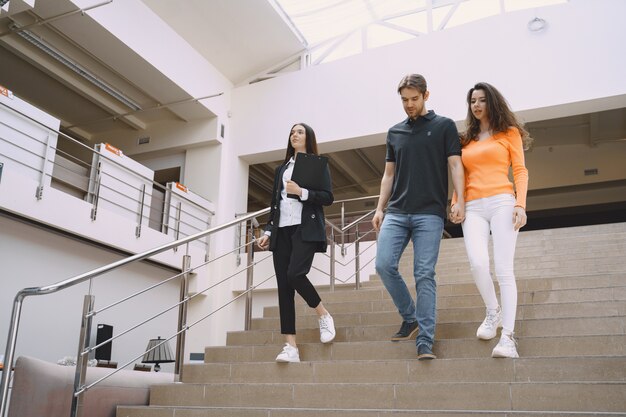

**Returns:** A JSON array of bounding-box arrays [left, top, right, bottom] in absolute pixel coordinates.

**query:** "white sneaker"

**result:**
[[275, 343, 300, 363], [492, 333, 519, 358], [319, 313, 336, 343], [476, 306, 502, 340]]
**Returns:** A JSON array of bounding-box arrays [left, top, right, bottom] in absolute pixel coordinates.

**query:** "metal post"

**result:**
[[340, 202, 346, 256], [70, 295, 95, 417], [173, 202, 182, 252], [355, 228, 361, 290], [329, 230, 336, 292], [135, 184, 146, 238], [36, 132, 54, 200], [175, 254, 191, 380], [90, 163, 102, 220], [244, 221, 255, 330], [204, 214, 212, 262], [0, 295, 25, 417]]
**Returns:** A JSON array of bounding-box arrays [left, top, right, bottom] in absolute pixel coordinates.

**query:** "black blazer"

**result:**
[[264, 158, 334, 253]]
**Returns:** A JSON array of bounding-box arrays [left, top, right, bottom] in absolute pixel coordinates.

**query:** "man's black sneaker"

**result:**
[[391, 320, 419, 341], [417, 343, 436, 360]]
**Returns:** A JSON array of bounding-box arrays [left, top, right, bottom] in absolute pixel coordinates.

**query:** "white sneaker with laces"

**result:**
[[476, 306, 502, 340], [275, 343, 300, 363], [319, 313, 336, 343], [492, 333, 519, 358]]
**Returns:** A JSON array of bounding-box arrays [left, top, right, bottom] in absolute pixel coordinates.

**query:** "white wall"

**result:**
[[231, 0, 626, 162]]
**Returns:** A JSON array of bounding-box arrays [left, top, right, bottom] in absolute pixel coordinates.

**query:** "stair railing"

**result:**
[[0, 196, 380, 417], [0, 100, 214, 260], [1, 96, 382, 415], [323, 206, 379, 291], [0, 207, 272, 417]]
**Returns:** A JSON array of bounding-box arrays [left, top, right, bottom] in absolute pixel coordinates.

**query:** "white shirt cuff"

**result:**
[[300, 188, 309, 201]]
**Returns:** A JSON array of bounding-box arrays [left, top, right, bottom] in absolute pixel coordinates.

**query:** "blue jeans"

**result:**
[[375, 213, 444, 349]]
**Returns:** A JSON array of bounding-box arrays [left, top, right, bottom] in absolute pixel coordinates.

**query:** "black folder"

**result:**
[[287, 153, 329, 199]]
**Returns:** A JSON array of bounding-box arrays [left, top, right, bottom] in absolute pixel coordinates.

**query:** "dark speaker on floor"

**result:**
[[95, 324, 113, 361]]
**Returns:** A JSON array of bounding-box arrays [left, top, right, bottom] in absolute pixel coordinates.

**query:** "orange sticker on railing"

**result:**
[[176, 182, 188, 193], [0, 85, 13, 99], [104, 143, 123, 156]]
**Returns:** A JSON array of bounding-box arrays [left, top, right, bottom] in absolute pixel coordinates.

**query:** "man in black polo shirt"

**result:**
[[372, 74, 465, 360]]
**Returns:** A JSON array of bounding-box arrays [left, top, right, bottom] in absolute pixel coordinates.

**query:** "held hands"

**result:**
[[513, 206, 527, 231], [256, 235, 269, 250], [448, 202, 465, 224], [285, 180, 302, 197]]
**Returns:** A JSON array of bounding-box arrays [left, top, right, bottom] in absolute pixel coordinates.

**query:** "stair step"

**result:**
[[118, 223, 626, 417], [182, 356, 626, 384], [305, 277, 624, 302], [229, 316, 626, 345], [205, 335, 626, 363], [118, 406, 626, 417], [145, 381, 625, 412], [264, 285, 626, 318], [253, 300, 626, 331], [357, 273, 626, 293]]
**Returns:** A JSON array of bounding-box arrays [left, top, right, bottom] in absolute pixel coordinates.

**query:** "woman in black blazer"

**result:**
[[257, 123, 335, 363]]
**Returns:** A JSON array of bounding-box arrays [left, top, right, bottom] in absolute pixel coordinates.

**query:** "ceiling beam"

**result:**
[[327, 153, 369, 195], [1, 34, 147, 130]]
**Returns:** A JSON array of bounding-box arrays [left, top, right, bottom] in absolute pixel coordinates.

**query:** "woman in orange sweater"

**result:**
[[450, 82, 532, 358]]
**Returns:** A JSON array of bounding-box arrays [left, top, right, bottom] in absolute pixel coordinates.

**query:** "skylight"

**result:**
[[270, 0, 567, 65]]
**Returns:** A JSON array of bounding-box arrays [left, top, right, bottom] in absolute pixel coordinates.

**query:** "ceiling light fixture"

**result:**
[[12, 26, 142, 111], [527, 17, 547, 32]]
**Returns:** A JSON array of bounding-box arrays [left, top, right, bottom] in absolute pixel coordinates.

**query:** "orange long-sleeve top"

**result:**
[[453, 127, 529, 209]]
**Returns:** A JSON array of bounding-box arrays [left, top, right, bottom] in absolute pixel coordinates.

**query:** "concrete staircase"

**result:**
[[118, 223, 626, 417]]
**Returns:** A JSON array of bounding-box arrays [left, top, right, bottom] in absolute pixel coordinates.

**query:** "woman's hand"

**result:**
[[448, 202, 465, 224], [256, 235, 269, 250], [285, 180, 302, 197], [513, 206, 527, 230]]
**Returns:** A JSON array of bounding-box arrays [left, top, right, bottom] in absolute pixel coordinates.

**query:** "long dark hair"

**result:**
[[461, 82, 533, 149], [283, 122, 319, 164]]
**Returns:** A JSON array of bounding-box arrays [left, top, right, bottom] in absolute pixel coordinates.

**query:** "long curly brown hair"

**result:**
[[461, 82, 533, 150]]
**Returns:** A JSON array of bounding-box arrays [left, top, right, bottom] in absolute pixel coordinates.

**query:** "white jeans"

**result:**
[[462, 193, 518, 334]]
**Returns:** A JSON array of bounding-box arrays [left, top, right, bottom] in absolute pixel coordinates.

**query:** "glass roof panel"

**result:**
[[367, 24, 415, 49], [445, 0, 500, 29], [271, 0, 568, 65], [387, 11, 428, 34]]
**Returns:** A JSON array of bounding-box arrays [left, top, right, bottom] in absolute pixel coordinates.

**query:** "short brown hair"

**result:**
[[397, 74, 427, 94]]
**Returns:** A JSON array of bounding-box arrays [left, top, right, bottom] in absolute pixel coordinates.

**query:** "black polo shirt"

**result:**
[[385, 110, 461, 219]]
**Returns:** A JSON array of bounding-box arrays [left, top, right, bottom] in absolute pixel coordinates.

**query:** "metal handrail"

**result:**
[[0, 101, 214, 215], [0, 207, 269, 417], [2, 97, 383, 412]]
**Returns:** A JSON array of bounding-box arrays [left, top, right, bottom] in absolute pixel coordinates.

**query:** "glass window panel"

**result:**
[[320, 30, 363, 64], [272, 0, 568, 64], [367, 24, 415, 49], [387, 11, 428, 34], [431, 4, 453, 30], [370, 0, 427, 19], [445, 0, 500, 29], [505, 0, 567, 12]]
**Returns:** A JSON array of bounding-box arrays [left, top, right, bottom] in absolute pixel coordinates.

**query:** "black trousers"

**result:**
[[273, 225, 322, 335]]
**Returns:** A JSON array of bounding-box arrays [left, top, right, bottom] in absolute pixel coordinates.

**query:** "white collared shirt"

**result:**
[[277, 157, 309, 228]]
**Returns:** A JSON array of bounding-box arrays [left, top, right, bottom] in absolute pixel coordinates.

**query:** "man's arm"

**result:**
[[448, 155, 465, 223], [372, 162, 395, 231]]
